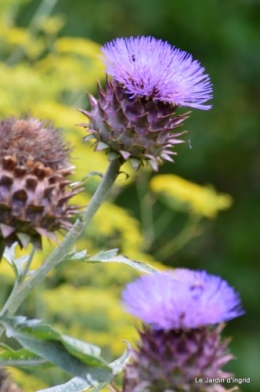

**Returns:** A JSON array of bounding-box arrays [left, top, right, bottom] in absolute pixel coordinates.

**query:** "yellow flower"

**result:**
[[150, 174, 233, 218]]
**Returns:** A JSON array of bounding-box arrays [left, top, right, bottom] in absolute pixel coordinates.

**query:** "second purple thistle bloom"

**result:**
[[80, 36, 213, 171], [122, 269, 243, 330], [122, 270, 244, 392]]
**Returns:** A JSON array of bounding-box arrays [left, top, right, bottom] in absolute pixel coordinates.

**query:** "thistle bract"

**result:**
[[0, 117, 82, 249], [80, 36, 212, 170], [122, 270, 243, 392], [123, 325, 233, 392]]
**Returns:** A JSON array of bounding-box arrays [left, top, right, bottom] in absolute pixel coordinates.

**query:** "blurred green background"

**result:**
[[1, 0, 260, 391]]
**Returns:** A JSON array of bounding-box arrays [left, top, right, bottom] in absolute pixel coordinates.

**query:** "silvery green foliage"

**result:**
[[0, 316, 112, 385], [38, 342, 131, 392]]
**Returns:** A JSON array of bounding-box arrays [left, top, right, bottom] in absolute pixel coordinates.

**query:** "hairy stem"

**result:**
[[0, 159, 121, 320]]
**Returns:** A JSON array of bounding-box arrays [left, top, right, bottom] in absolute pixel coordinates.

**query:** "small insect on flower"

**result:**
[[80, 36, 213, 171]]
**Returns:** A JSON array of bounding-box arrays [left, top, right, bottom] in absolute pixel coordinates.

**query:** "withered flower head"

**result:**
[[0, 117, 81, 250]]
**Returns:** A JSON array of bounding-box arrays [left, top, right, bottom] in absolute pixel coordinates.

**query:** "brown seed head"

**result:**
[[0, 117, 82, 250], [0, 117, 71, 170]]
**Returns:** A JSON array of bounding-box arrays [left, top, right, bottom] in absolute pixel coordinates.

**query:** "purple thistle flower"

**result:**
[[80, 36, 213, 170], [101, 36, 213, 110], [122, 269, 243, 330]]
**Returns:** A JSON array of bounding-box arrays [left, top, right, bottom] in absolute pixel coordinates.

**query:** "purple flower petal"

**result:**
[[101, 36, 213, 110], [122, 269, 244, 330]]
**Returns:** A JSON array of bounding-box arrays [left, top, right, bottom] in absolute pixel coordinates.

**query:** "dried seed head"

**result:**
[[0, 117, 82, 250], [0, 117, 71, 169]]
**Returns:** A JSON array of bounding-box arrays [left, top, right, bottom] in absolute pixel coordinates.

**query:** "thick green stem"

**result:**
[[0, 159, 121, 319]]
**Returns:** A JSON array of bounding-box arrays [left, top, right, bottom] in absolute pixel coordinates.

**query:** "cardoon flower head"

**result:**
[[80, 36, 212, 171], [122, 269, 243, 392], [123, 269, 243, 330], [102, 37, 212, 109], [0, 117, 82, 250]]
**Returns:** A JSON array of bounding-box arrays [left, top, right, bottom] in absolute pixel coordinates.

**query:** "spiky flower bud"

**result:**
[[80, 36, 212, 170], [0, 117, 81, 250], [122, 270, 243, 392]]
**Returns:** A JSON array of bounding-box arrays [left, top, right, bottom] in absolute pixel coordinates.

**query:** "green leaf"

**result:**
[[91, 249, 118, 260], [63, 247, 89, 262], [70, 171, 104, 188], [0, 343, 48, 367], [3, 242, 29, 278], [37, 377, 95, 392], [63, 247, 158, 275], [0, 317, 112, 385], [89, 249, 158, 274], [37, 342, 132, 392], [109, 340, 131, 375], [90, 382, 108, 392], [61, 335, 102, 364]]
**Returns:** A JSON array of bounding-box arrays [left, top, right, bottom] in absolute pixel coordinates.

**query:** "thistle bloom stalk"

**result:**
[[80, 36, 212, 171], [122, 269, 243, 392], [0, 117, 82, 251]]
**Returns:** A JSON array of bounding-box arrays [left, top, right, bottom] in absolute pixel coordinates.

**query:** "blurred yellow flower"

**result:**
[[150, 174, 233, 218]]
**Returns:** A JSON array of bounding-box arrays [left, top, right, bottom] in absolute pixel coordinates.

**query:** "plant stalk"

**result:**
[[0, 159, 121, 320]]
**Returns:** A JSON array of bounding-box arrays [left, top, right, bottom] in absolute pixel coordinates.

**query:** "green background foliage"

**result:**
[[0, 0, 259, 391]]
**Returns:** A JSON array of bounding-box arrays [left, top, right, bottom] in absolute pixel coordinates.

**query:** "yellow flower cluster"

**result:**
[[150, 174, 233, 219]]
